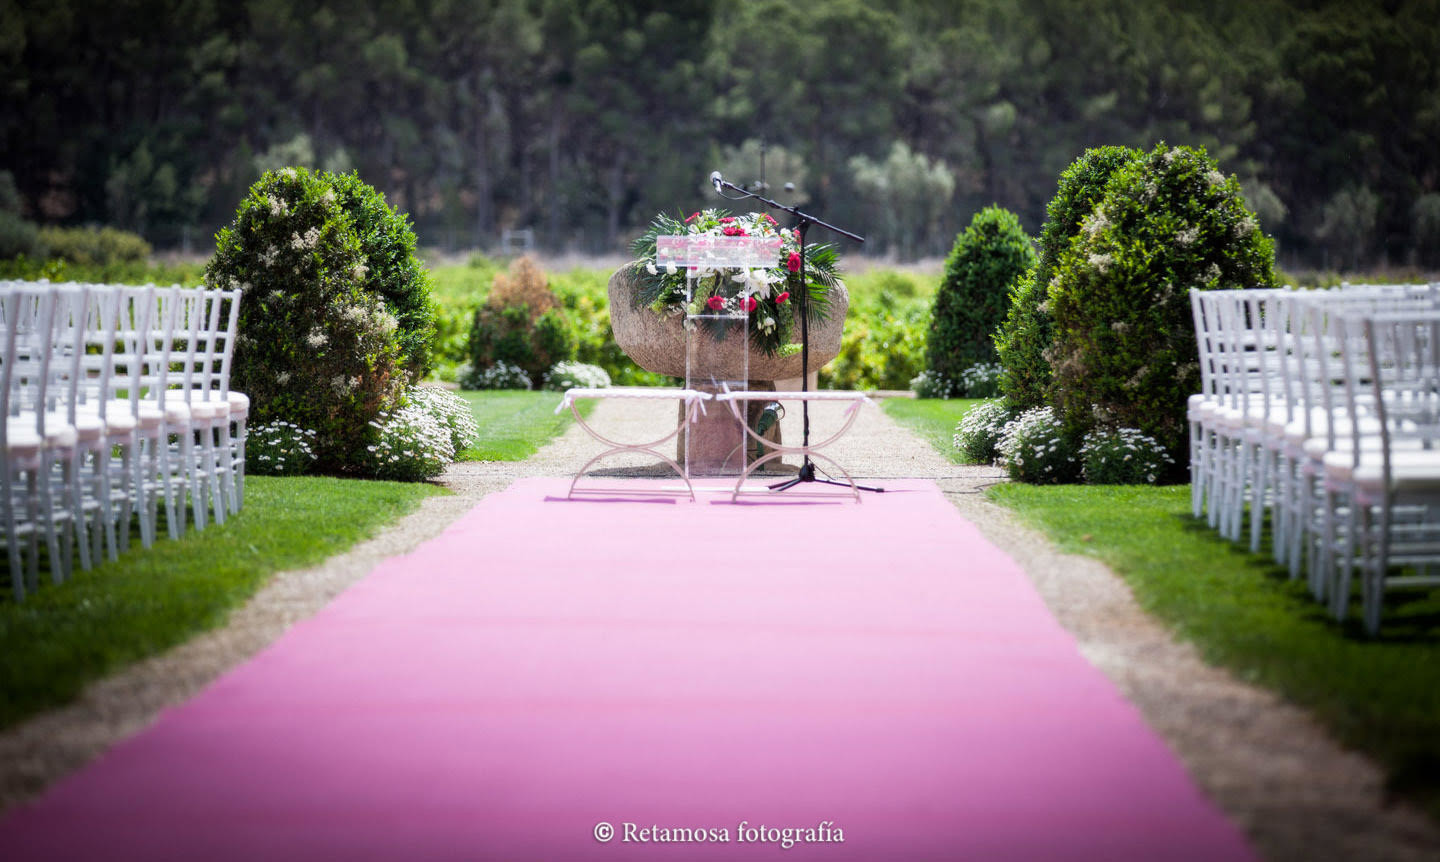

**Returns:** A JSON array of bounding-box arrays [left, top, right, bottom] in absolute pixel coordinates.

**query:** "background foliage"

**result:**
[[2, 0, 1437, 269]]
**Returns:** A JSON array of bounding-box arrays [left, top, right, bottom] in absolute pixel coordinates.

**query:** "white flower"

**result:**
[[1207, 170, 1225, 187], [260, 246, 279, 267], [278, 167, 297, 181], [646, 261, 658, 275], [267, 195, 288, 217], [1176, 226, 1199, 247], [306, 330, 328, 349], [1088, 252, 1113, 274], [320, 188, 336, 207], [275, 371, 291, 385]]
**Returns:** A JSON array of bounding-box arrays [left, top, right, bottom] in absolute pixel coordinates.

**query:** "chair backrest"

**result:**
[[1345, 310, 1440, 484], [77, 285, 123, 418], [0, 284, 59, 437]]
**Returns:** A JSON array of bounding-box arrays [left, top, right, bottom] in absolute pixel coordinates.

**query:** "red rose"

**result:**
[[775, 291, 790, 304], [706, 295, 726, 311], [741, 296, 758, 312], [719, 217, 734, 223], [723, 225, 747, 236], [685, 212, 700, 223], [786, 251, 801, 272]]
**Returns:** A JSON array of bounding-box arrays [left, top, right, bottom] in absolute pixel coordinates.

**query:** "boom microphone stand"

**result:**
[[711, 173, 882, 494]]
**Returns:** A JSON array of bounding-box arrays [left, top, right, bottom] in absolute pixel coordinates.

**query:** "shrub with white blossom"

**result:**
[[1079, 427, 1173, 485], [543, 360, 611, 391], [404, 385, 480, 453], [958, 362, 1002, 398], [459, 360, 532, 391], [364, 404, 455, 482], [205, 166, 435, 472], [953, 398, 1015, 464], [996, 406, 1081, 484], [244, 421, 318, 476], [911, 370, 959, 399]]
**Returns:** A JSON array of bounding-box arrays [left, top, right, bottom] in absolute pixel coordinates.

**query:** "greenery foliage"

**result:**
[[1047, 143, 1278, 464], [467, 257, 576, 388], [206, 167, 415, 472], [996, 146, 1139, 409], [821, 286, 927, 391], [327, 171, 438, 379], [927, 206, 1035, 388], [36, 225, 152, 266]]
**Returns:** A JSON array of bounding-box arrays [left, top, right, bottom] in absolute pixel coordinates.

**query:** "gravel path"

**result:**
[[3, 395, 1438, 860]]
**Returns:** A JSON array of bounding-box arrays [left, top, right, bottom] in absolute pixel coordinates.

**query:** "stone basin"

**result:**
[[607, 266, 848, 381]]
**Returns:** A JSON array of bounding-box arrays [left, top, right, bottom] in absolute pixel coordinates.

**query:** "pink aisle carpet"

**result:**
[[0, 478, 1254, 860]]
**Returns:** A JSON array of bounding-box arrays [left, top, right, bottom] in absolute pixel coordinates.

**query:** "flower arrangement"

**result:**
[[629, 209, 841, 356]]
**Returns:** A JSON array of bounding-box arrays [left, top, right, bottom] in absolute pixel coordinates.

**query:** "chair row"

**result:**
[[1190, 283, 1440, 634], [1, 280, 248, 600]]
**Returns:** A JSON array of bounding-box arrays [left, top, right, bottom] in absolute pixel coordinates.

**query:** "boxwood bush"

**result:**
[[206, 167, 431, 472], [995, 146, 1139, 410], [926, 206, 1035, 389], [1046, 143, 1278, 467]]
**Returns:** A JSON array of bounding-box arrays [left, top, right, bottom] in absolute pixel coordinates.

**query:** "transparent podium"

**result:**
[[557, 235, 780, 498]]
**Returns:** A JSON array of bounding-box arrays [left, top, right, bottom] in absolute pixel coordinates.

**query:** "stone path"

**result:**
[[2, 396, 1439, 860]]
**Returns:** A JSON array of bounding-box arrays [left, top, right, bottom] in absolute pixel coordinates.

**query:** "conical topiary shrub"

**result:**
[[925, 206, 1035, 394]]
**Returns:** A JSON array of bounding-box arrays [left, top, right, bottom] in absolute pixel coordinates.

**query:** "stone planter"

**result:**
[[607, 267, 848, 381], [607, 266, 849, 474]]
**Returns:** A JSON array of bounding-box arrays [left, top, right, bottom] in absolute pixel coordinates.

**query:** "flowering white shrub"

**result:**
[[543, 360, 611, 391], [404, 386, 480, 454], [244, 421, 318, 476], [1080, 427, 1173, 485], [996, 406, 1080, 484], [364, 405, 455, 482], [958, 362, 1002, 398], [953, 398, 1014, 464], [459, 360, 532, 391], [910, 370, 959, 399]]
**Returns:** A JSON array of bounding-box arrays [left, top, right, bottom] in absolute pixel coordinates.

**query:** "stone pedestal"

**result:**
[[607, 267, 847, 474]]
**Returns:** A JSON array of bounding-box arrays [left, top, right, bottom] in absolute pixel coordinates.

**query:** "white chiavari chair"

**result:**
[[1329, 310, 1440, 633]]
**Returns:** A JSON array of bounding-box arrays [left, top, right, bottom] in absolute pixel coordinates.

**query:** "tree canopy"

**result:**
[[2, 0, 1437, 267]]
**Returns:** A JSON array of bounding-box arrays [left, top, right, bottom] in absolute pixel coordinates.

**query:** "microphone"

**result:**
[[710, 171, 723, 193]]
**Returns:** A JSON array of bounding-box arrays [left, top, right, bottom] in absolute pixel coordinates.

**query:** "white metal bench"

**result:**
[[555, 387, 712, 500]]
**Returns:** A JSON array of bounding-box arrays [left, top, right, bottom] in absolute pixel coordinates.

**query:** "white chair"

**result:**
[[1, 285, 81, 587], [1329, 310, 1440, 633]]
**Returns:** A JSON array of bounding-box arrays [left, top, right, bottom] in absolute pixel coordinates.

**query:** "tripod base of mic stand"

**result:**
[[768, 459, 884, 494]]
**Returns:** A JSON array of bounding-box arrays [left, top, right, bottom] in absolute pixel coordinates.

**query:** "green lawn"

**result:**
[[887, 396, 1440, 819], [455, 389, 595, 461], [881, 397, 982, 463], [0, 476, 443, 729]]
